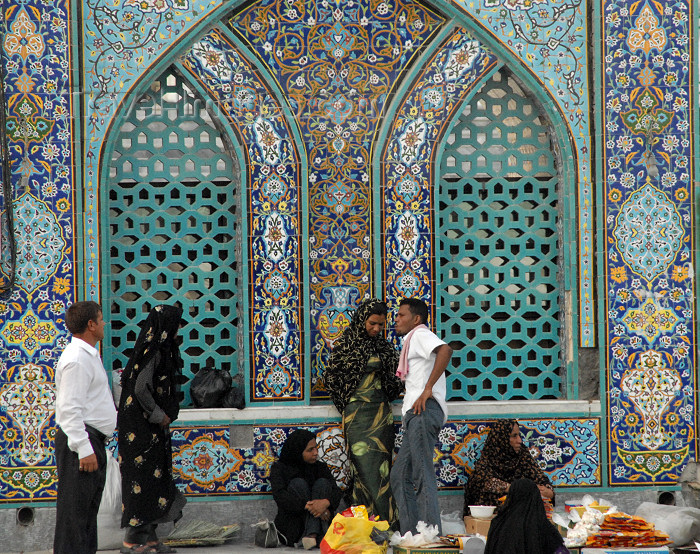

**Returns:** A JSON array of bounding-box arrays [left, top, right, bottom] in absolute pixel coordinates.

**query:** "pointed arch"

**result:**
[[99, 24, 306, 404], [379, 27, 501, 319], [179, 27, 305, 401], [378, 20, 580, 400], [436, 66, 566, 400], [438, 0, 591, 346], [101, 64, 246, 406]]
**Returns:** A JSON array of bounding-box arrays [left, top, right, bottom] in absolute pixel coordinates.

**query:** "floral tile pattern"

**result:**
[[603, 0, 694, 484], [229, 0, 445, 396], [181, 28, 303, 400], [382, 29, 498, 324], [0, 0, 75, 502], [0, 0, 694, 502], [170, 418, 599, 495]]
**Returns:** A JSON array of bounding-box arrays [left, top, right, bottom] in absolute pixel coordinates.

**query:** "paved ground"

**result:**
[[9, 546, 304, 554], [8, 540, 483, 553]]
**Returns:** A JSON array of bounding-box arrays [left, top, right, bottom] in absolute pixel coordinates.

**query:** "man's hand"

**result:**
[[411, 344, 452, 415], [79, 453, 98, 473], [160, 414, 172, 429], [305, 498, 330, 518], [411, 387, 433, 415]]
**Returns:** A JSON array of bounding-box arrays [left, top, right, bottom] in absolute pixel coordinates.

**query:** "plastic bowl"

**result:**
[[469, 505, 496, 519], [564, 501, 583, 513]]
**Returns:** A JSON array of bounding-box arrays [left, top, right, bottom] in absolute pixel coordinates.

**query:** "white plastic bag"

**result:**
[[389, 521, 440, 547], [97, 452, 122, 550], [251, 519, 282, 548], [635, 501, 700, 546], [441, 510, 467, 535]]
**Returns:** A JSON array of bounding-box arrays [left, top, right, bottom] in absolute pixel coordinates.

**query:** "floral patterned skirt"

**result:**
[[343, 399, 396, 527]]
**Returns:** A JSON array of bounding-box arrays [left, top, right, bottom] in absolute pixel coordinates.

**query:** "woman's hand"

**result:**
[[305, 498, 330, 518], [538, 484, 554, 499]]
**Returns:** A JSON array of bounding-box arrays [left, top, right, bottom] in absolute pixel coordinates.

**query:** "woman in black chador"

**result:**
[[485, 478, 568, 554], [269, 429, 342, 549], [463, 419, 554, 515], [118, 305, 186, 554]]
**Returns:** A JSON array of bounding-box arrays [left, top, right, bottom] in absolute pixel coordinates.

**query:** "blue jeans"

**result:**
[[390, 398, 444, 535]]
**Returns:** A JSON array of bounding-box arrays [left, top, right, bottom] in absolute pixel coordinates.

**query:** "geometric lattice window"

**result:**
[[105, 67, 241, 406], [438, 68, 562, 401]]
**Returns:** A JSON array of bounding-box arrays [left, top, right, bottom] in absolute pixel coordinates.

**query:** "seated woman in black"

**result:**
[[464, 419, 554, 515], [270, 429, 342, 549], [485, 478, 568, 554]]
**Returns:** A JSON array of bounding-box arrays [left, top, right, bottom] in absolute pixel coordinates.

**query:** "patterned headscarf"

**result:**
[[323, 298, 402, 413], [119, 304, 184, 421], [463, 419, 552, 512]]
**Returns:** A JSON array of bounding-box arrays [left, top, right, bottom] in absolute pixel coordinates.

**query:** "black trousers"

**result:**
[[53, 426, 107, 554], [276, 477, 334, 545]]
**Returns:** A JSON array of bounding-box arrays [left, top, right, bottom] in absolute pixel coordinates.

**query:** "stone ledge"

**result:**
[[175, 400, 601, 425]]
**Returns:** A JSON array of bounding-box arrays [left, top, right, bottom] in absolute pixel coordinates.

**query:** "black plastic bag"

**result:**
[[222, 386, 245, 409], [190, 368, 232, 408]]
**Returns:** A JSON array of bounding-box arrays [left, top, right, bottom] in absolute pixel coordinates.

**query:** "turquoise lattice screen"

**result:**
[[104, 67, 241, 406], [438, 68, 562, 400]]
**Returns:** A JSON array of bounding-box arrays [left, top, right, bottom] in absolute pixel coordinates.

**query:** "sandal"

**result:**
[[302, 536, 317, 550], [120, 545, 156, 554]]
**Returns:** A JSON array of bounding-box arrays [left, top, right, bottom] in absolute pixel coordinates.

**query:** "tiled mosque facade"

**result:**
[[0, 0, 695, 515]]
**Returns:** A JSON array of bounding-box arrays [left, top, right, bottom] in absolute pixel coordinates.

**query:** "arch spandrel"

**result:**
[[228, 0, 446, 397]]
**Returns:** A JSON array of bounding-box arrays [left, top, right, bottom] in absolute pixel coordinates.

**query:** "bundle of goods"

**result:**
[[565, 508, 606, 547], [570, 500, 609, 518], [584, 512, 671, 548], [442, 534, 469, 547], [441, 534, 485, 550], [544, 497, 554, 520]]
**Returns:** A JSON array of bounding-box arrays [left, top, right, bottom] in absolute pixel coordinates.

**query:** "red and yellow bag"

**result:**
[[320, 509, 390, 554]]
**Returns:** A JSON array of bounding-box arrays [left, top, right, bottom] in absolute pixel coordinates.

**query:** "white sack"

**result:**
[[635, 501, 700, 546], [97, 453, 122, 550]]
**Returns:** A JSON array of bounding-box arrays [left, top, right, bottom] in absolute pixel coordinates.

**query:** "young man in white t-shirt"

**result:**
[[390, 298, 453, 535]]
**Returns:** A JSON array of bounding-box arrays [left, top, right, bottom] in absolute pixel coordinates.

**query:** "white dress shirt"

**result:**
[[55, 337, 117, 458]]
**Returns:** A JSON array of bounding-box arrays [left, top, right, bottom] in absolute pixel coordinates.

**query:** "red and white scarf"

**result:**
[[396, 324, 428, 381]]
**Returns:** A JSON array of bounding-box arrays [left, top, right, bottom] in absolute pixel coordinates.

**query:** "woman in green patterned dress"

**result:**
[[324, 299, 403, 527]]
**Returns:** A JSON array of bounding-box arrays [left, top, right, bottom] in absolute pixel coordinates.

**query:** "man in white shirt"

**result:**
[[54, 301, 117, 554], [390, 298, 453, 535]]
